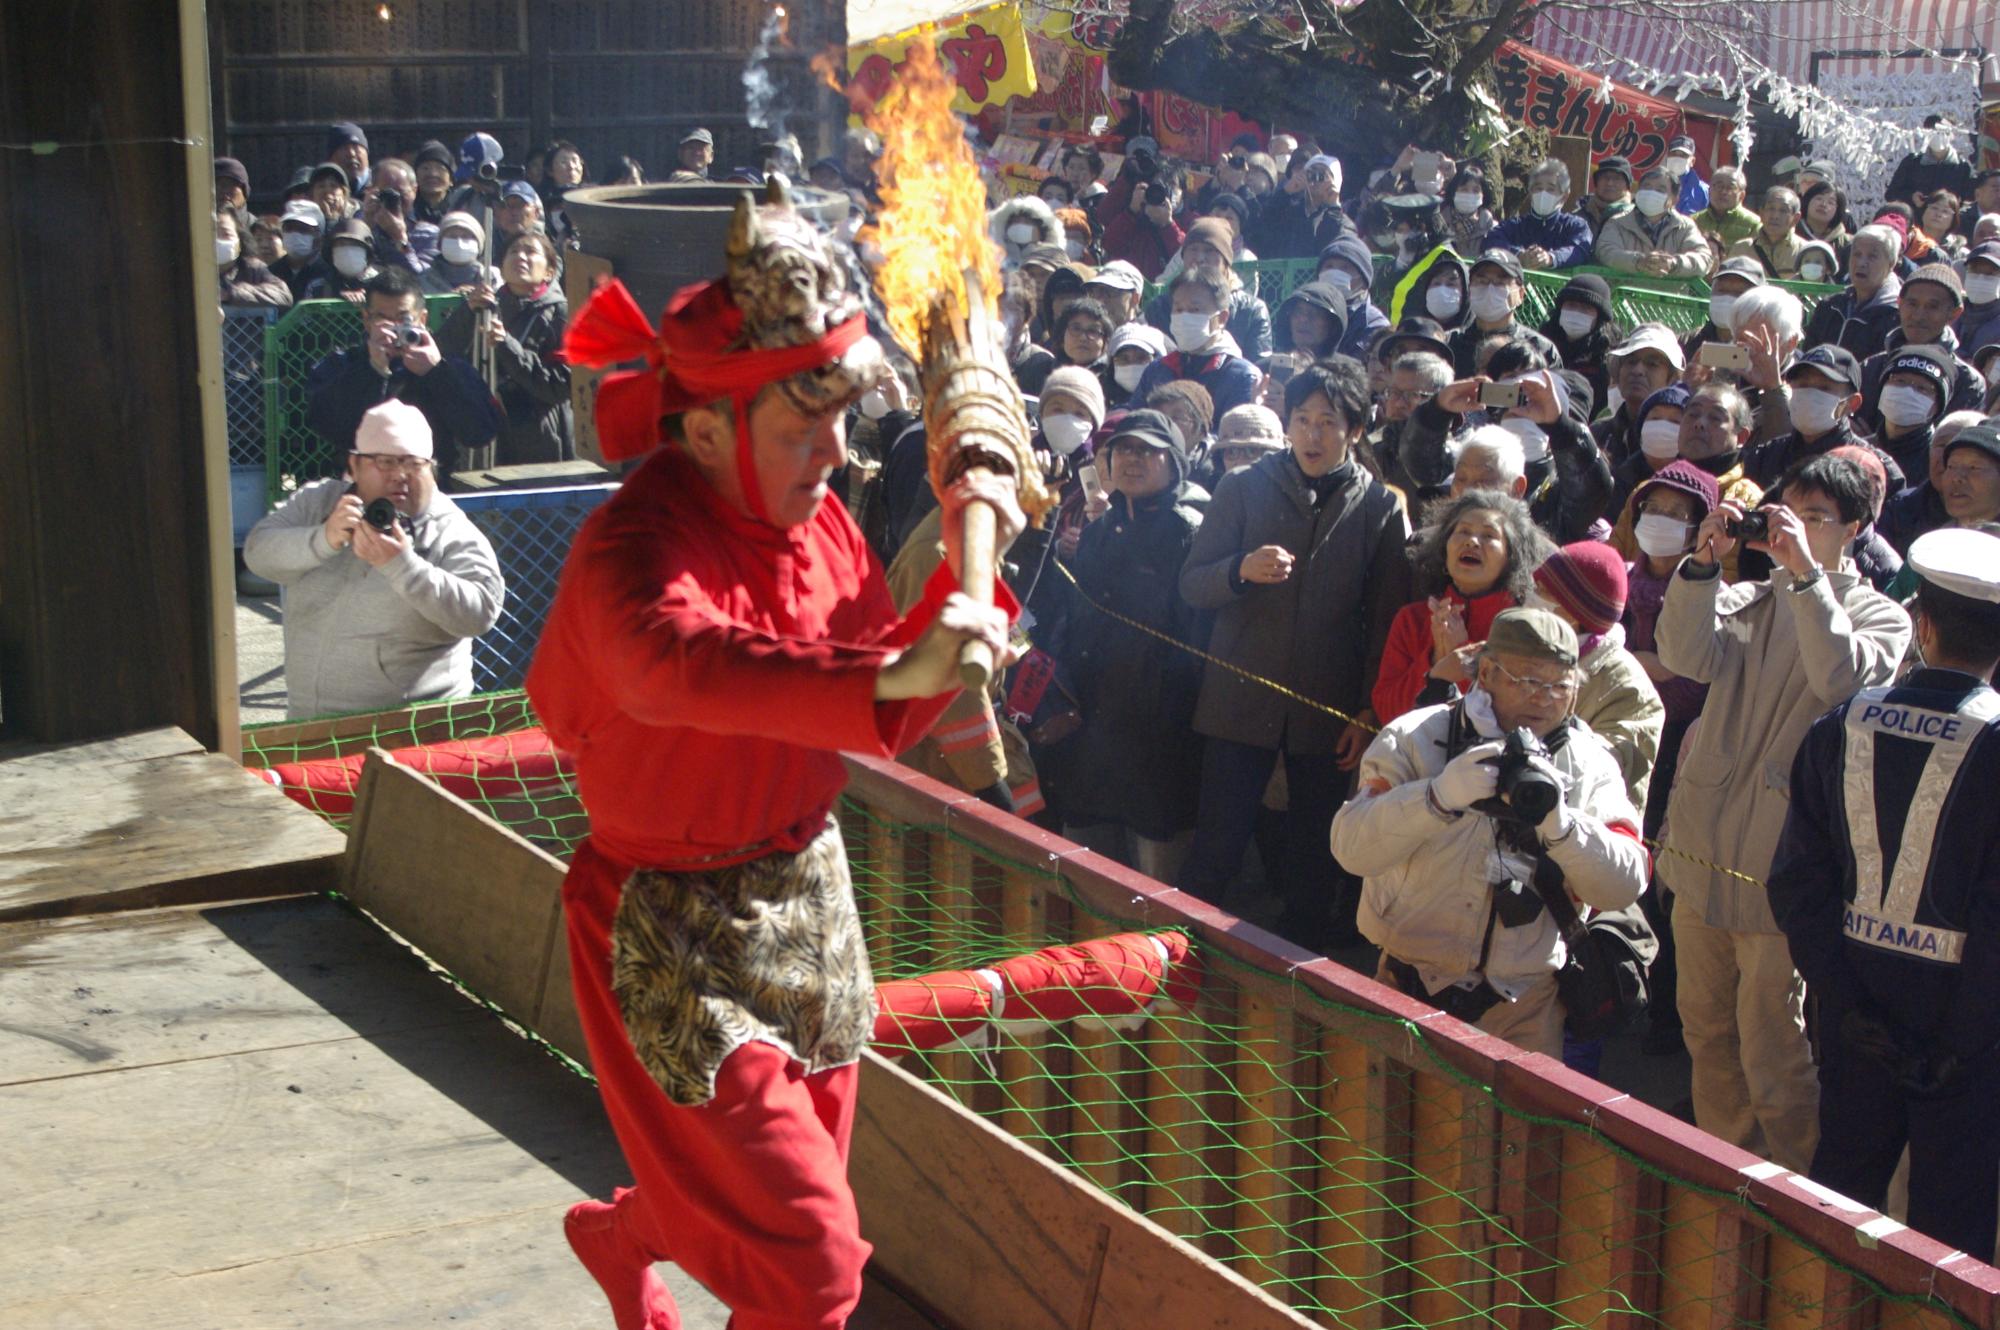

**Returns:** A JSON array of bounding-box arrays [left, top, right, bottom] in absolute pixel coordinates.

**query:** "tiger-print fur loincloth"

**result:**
[[610, 819, 876, 1106]]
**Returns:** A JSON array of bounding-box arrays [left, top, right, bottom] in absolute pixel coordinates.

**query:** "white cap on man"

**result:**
[[1908, 527, 2000, 604], [355, 400, 434, 461]]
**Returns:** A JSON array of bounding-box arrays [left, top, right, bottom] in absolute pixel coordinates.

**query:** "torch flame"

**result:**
[[858, 35, 1001, 357]]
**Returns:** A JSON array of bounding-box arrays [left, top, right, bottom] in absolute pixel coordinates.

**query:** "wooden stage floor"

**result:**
[[0, 732, 934, 1329]]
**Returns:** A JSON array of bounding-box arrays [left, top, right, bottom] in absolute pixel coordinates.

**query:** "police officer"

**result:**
[[1768, 526, 2000, 1258]]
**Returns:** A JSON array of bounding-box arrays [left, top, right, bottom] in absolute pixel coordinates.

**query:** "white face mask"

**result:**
[[1635, 511, 1693, 557], [1634, 189, 1670, 218], [1557, 308, 1596, 340], [1966, 273, 2000, 305], [1113, 362, 1147, 393], [1788, 386, 1843, 435], [1453, 190, 1483, 216], [1799, 262, 1828, 283], [858, 387, 891, 420], [1928, 130, 1952, 155], [1169, 312, 1213, 353], [1006, 222, 1036, 245], [1663, 155, 1692, 178], [1640, 418, 1682, 461], [331, 244, 370, 277], [1499, 415, 1549, 463], [1425, 285, 1463, 319], [1321, 269, 1354, 295], [282, 230, 318, 258], [1530, 190, 1563, 217], [1042, 412, 1093, 455], [1468, 285, 1513, 324], [1065, 239, 1085, 260], [1708, 294, 1737, 330], [1878, 384, 1937, 428], [440, 235, 480, 266], [216, 236, 240, 266]]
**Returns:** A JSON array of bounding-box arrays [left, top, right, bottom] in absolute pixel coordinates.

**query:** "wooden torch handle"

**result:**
[[956, 496, 998, 690]]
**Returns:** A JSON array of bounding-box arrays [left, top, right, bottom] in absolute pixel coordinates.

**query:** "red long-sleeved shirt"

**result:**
[[527, 447, 1009, 870], [1371, 585, 1518, 724]]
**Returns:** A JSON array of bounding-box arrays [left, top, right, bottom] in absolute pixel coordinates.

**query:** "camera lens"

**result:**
[[362, 497, 399, 532], [477, 161, 498, 181]]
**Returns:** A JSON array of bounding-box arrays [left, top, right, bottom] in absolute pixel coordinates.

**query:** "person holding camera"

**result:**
[[359, 157, 435, 275], [1332, 608, 1649, 1056], [1101, 145, 1186, 281], [1767, 528, 2000, 1259], [1656, 452, 1911, 1170], [437, 229, 573, 467], [306, 266, 502, 480], [243, 399, 504, 719]]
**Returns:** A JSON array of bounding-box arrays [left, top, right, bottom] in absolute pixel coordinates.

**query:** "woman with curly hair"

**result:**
[[1371, 482, 1552, 722]]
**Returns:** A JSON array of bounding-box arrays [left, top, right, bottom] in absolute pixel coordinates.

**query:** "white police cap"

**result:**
[[1909, 527, 2000, 604]]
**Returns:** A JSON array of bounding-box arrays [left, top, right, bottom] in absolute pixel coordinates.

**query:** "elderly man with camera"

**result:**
[[244, 400, 504, 719], [1331, 607, 1651, 1056]]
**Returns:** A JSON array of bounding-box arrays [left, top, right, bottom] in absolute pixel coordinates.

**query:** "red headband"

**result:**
[[563, 277, 870, 467]]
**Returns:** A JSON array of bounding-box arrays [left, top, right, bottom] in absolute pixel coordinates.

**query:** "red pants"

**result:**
[[565, 838, 870, 1330]]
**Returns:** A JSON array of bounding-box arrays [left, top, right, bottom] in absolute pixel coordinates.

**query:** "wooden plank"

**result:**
[[1232, 993, 1307, 1293], [1352, 1051, 1417, 1330], [343, 750, 565, 1024], [1492, 1113, 1564, 1330], [0, 729, 345, 922], [852, 1048, 1318, 1330], [1604, 1154, 1668, 1327], [994, 861, 1058, 1156], [1707, 1205, 1769, 1330], [0, 898, 482, 1087]]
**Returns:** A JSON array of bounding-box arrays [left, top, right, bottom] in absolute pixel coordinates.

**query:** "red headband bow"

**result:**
[[562, 278, 869, 464]]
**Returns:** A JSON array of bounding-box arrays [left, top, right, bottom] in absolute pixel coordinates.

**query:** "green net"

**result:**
[[262, 294, 465, 505], [243, 696, 1985, 1329]]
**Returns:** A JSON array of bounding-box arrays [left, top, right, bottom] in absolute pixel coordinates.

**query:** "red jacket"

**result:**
[[527, 447, 1008, 870], [1370, 585, 1518, 724]]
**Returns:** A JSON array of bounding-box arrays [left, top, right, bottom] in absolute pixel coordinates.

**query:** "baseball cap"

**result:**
[[1783, 344, 1863, 391], [1105, 408, 1185, 457], [680, 127, 715, 147], [280, 199, 325, 230], [1378, 316, 1452, 364], [1610, 323, 1687, 371], [1486, 607, 1579, 667], [1713, 255, 1767, 288], [310, 162, 350, 190], [1085, 259, 1145, 294], [1772, 155, 1804, 177], [456, 132, 504, 181], [1592, 156, 1635, 184], [501, 180, 539, 203], [1944, 422, 2000, 468], [1469, 249, 1523, 282], [214, 157, 250, 192]]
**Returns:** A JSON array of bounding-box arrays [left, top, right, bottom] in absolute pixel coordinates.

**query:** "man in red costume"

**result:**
[[527, 187, 1024, 1330]]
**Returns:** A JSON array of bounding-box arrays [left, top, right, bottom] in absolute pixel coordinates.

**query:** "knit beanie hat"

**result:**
[[1905, 262, 1966, 305], [1631, 459, 1719, 523], [1143, 379, 1216, 437], [1184, 217, 1236, 258], [1039, 365, 1107, 427], [1533, 541, 1628, 636], [355, 399, 434, 460]]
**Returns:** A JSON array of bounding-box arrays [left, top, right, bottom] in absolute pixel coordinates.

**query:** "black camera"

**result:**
[[1223, 154, 1246, 169], [362, 497, 402, 532], [1493, 727, 1562, 824], [1726, 509, 1770, 542], [1144, 180, 1171, 207], [376, 187, 404, 214]]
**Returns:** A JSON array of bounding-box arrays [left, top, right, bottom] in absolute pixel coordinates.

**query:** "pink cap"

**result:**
[[355, 399, 434, 460]]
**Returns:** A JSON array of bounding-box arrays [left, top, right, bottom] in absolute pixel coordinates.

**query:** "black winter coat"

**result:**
[[1058, 488, 1209, 838], [304, 345, 502, 478], [439, 285, 573, 466]]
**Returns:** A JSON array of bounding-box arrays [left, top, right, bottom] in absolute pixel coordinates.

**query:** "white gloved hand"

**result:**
[[1431, 740, 1504, 812], [1520, 756, 1574, 841]]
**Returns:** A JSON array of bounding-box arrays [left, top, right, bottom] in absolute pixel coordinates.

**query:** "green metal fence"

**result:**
[[261, 295, 465, 505]]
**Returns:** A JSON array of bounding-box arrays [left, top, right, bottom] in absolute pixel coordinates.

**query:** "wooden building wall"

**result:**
[[209, 0, 845, 209]]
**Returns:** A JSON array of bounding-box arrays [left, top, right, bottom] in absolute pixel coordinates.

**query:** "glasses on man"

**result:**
[[351, 452, 433, 475], [1384, 386, 1437, 405], [1487, 658, 1577, 703]]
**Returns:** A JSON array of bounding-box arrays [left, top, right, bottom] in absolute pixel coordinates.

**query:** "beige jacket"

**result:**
[[1595, 209, 1714, 279], [1332, 696, 1648, 1000], [1656, 559, 1910, 932], [1574, 624, 1665, 813]]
